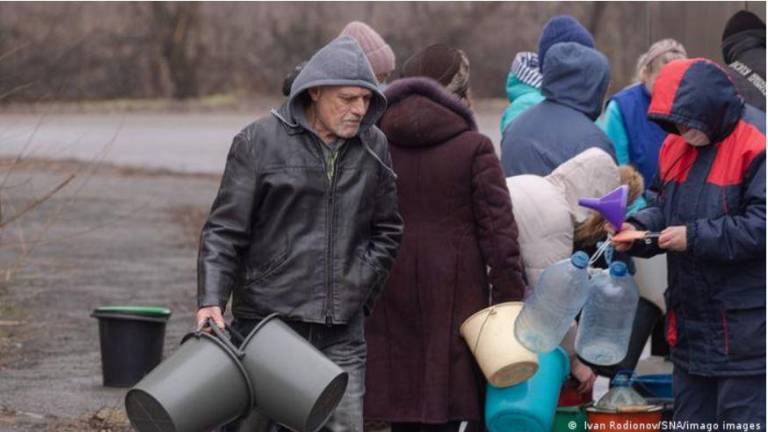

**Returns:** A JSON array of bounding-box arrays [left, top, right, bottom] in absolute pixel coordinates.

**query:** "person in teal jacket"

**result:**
[[500, 52, 545, 134]]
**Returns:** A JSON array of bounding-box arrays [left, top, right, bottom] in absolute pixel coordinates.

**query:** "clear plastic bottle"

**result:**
[[575, 261, 639, 365], [514, 251, 590, 352]]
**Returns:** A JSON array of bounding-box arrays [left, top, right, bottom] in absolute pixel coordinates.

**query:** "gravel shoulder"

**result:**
[[0, 159, 219, 431]]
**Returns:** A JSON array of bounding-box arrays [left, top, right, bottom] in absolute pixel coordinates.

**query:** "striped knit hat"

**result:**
[[510, 52, 543, 89]]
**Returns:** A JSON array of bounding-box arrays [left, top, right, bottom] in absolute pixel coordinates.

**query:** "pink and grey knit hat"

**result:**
[[340, 21, 396, 78]]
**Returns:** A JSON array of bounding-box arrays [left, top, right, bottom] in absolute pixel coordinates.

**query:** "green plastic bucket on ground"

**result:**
[[551, 405, 588, 432], [92, 306, 171, 387], [125, 323, 254, 432], [239, 314, 349, 432], [94, 306, 171, 317]]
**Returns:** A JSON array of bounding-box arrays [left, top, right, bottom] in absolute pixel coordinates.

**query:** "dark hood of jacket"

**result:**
[[541, 42, 610, 121], [648, 58, 744, 144], [379, 77, 477, 148], [722, 28, 766, 66], [285, 36, 387, 132]]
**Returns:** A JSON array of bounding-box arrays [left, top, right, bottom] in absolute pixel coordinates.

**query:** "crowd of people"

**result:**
[[194, 11, 766, 432]]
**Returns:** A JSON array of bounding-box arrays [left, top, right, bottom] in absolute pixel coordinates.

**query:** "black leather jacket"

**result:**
[[197, 103, 403, 324]]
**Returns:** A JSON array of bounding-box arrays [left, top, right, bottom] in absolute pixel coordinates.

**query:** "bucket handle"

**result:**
[[471, 306, 497, 354], [203, 318, 246, 359]]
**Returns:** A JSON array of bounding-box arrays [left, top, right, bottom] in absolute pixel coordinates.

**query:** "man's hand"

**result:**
[[658, 225, 687, 251], [571, 356, 597, 394], [605, 222, 638, 252], [196, 306, 225, 331]]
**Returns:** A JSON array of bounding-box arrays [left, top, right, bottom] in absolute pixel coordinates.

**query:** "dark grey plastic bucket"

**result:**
[[240, 315, 349, 432], [91, 307, 170, 388], [125, 322, 254, 432]]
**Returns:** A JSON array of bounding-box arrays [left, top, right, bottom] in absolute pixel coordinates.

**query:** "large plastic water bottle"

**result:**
[[514, 251, 590, 353], [575, 261, 640, 365]]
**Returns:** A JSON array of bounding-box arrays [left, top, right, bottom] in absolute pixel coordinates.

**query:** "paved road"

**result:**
[[0, 102, 505, 175]]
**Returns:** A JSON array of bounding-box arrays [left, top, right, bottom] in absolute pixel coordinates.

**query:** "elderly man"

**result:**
[[197, 36, 403, 431]]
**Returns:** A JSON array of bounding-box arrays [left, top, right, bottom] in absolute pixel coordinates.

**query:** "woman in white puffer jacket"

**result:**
[[507, 147, 645, 394]]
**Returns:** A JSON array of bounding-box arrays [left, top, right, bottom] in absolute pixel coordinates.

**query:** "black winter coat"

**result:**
[[722, 28, 766, 112]]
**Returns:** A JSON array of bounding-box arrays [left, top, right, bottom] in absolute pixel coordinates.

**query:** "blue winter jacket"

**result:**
[[599, 83, 669, 188], [629, 58, 766, 376], [500, 42, 615, 177]]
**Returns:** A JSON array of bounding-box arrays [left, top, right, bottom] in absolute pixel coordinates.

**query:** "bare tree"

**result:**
[[587, 2, 608, 40], [143, 2, 205, 99], [0, 2, 762, 101]]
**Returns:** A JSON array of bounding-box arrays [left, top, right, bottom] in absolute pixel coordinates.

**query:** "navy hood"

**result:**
[[282, 36, 387, 132], [541, 42, 610, 121], [648, 58, 744, 143]]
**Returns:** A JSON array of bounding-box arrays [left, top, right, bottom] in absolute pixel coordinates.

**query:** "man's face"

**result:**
[[309, 86, 372, 139]]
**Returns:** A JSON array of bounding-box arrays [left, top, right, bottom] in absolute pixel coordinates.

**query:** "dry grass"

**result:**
[[47, 407, 130, 432], [0, 158, 220, 181], [0, 406, 131, 432]]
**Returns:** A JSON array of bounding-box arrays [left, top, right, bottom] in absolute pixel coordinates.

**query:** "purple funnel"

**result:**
[[578, 185, 629, 231]]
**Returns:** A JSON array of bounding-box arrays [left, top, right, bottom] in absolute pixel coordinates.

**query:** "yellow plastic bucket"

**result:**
[[460, 302, 539, 387]]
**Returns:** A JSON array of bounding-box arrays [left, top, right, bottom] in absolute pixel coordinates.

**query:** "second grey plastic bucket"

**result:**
[[124, 323, 254, 432], [240, 314, 349, 432]]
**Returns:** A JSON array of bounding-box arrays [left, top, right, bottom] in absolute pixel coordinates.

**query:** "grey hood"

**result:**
[[541, 42, 610, 121], [285, 36, 387, 131]]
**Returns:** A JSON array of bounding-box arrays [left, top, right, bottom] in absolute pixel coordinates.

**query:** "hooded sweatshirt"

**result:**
[[500, 42, 615, 177], [285, 36, 387, 133]]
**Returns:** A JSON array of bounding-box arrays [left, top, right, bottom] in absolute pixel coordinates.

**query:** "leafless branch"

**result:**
[[0, 174, 75, 229]]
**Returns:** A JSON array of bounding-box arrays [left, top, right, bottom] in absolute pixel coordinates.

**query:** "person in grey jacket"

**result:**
[[197, 36, 403, 432], [500, 42, 615, 177]]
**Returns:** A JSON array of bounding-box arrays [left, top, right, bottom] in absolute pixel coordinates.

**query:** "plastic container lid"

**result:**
[[571, 251, 589, 269], [93, 306, 172, 318], [609, 261, 628, 277]]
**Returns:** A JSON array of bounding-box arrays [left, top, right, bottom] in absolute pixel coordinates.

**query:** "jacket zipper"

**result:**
[[323, 143, 348, 325]]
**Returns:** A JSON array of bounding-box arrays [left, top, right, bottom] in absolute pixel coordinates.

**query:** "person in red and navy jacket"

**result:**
[[610, 58, 765, 426]]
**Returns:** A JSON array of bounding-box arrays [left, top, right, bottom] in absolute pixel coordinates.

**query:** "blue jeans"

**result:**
[[225, 313, 367, 432]]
